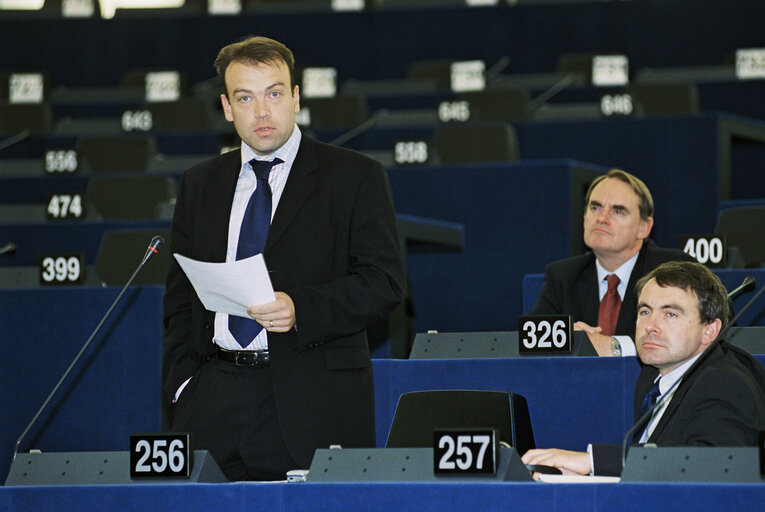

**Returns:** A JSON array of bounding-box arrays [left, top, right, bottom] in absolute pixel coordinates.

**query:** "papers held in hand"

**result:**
[[173, 253, 276, 319]]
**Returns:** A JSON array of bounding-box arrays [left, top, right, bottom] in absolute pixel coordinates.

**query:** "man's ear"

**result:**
[[700, 318, 722, 348], [221, 93, 234, 122], [293, 85, 300, 113], [637, 216, 654, 240]]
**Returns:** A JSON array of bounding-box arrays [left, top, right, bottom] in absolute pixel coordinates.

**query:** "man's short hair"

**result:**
[[635, 261, 730, 328], [584, 169, 654, 221], [214, 35, 296, 95]]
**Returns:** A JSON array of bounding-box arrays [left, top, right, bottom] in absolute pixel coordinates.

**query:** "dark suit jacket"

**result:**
[[531, 239, 693, 338], [162, 134, 406, 467], [592, 342, 765, 476]]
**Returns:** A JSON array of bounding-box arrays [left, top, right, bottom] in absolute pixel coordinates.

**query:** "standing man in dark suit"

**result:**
[[162, 36, 406, 481], [531, 169, 692, 356], [523, 261, 765, 476]]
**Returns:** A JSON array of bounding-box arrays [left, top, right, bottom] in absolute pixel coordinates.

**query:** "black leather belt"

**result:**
[[216, 347, 270, 366]]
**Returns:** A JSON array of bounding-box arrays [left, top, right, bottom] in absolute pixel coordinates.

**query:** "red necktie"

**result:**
[[598, 274, 621, 336]]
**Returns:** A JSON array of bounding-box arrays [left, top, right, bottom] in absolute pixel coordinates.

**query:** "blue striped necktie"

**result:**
[[228, 157, 282, 347], [634, 378, 662, 443]]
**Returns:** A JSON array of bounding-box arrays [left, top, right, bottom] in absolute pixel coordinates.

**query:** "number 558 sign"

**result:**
[[130, 433, 191, 478]]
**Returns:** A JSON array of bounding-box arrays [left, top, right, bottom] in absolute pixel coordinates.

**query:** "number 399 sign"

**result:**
[[130, 433, 191, 478]]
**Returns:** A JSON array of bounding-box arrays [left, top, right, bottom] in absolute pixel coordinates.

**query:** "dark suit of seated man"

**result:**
[[532, 169, 692, 356], [523, 261, 765, 477]]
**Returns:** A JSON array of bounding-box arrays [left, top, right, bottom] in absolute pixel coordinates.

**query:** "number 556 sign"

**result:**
[[130, 433, 191, 478]]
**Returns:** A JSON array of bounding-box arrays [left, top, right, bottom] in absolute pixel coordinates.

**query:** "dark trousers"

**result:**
[[171, 357, 298, 481]]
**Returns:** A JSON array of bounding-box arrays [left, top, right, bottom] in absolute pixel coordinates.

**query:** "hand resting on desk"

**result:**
[[522, 448, 591, 477]]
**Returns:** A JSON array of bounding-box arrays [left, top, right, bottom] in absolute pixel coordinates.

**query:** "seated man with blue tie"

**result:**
[[531, 169, 692, 356], [522, 261, 765, 476]]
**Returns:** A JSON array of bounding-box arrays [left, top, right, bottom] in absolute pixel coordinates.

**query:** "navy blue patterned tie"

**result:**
[[634, 379, 662, 443], [228, 158, 282, 347]]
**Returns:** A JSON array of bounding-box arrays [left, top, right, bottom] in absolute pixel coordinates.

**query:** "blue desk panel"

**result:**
[[0, 287, 164, 483], [2, 480, 765, 512], [372, 357, 641, 453], [387, 160, 602, 333]]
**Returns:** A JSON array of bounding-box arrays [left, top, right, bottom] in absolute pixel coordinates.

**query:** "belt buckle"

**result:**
[[234, 351, 247, 366]]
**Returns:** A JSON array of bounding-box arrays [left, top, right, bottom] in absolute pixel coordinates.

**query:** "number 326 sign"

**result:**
[[518, 315, 573, 354]]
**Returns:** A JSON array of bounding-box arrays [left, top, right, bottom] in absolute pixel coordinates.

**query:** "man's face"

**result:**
[[636, 278, 718, 375], [221, 60, 299, 156], [583, 178, 653, 265]]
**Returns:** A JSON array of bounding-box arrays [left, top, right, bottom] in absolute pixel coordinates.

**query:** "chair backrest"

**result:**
[[715, 206, 765, 267], [77, 135, 157, 173], [407, 59, 455, 91], [145, 98, 214, 132], [86, 174, 176, 220], [300, 95, 368, 129], [95, 229, 171, 286], [459, 88, 531, 121], [385, 389, 536, 456], [556, 52, 595, 83], [626, 82, 700, 116], [434, 123, 519, 164], [726, 327, 765, 355], [0, 103, 53, 135]]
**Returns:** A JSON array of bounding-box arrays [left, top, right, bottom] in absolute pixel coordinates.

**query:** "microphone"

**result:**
[[0, 242, 16, 255], [0, 129, 30, 152], [329, 108, 390, 147], [10, 235, 165, 462], [526, 74, 577, 113], [485, 55, 511, 84], [140, 235, 165, 267], [620, 279, 765, 469], [727, 275, 756, 301]]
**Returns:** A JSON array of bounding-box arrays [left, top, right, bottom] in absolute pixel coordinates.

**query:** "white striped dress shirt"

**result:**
[[213, 124, 302, 351]]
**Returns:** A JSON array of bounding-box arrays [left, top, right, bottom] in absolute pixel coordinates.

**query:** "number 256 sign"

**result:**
[[130, 433, 191, 478]]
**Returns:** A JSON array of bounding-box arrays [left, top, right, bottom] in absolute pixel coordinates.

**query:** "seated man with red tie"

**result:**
[[523, 261, 765, 476], [531, 169, 692, 356]]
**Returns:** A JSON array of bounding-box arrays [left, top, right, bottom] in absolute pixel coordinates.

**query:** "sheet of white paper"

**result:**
[[537, 474, 620, 483], [173, 253, 275, 319]]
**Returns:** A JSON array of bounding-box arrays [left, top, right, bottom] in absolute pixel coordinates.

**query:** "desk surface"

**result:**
[[3, 479, 765, 512]]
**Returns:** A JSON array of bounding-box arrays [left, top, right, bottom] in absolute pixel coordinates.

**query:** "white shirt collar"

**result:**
[[596, 250, 639, 299], [656, 352, 704, 395]]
